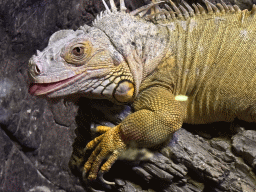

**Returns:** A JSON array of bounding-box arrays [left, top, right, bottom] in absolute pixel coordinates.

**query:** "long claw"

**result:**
[[98, 171, 115, 185]]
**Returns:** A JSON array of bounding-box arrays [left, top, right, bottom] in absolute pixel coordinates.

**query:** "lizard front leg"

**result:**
[[83, 86, 184, 180]]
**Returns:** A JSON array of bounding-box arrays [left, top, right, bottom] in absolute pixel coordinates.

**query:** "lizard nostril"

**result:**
[[34, 65, 41, 75]]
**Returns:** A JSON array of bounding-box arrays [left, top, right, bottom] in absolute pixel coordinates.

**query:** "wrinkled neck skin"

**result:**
[[92, 12, 170, 96]]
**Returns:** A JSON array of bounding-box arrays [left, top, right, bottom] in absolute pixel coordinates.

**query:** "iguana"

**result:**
[[28, 0, 256, 180]]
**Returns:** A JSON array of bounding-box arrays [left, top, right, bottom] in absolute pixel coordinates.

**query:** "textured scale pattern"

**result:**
[[169, 10, 256, 124], [121, 87, 183, 147], [28, 0, 256, 181]]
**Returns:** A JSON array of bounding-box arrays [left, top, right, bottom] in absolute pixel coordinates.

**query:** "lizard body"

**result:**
[[28, 0, 256, 180]]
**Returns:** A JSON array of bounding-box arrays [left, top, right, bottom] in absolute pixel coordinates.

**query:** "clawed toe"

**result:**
[[99, 171, 115, 185], [83, 125, 127, 181]]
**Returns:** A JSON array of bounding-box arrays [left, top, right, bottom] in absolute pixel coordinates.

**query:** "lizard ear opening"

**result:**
[[114, 80, 134, 103]]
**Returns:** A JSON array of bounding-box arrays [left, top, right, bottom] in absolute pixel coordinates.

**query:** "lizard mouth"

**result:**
[[29, 74, 84, 96]]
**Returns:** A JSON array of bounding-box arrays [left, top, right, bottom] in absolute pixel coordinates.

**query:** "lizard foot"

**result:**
[[83, 125, 127, 180]]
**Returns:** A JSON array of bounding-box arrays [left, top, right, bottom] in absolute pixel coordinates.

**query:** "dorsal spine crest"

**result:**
[[96, 0, 256, 25]]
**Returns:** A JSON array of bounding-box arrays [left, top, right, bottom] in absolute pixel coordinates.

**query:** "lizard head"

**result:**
[[28, 27, 135, 103], [28, 0, 169, 103]]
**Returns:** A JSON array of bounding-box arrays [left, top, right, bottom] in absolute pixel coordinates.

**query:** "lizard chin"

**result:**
[[29, 73, 85, 96]]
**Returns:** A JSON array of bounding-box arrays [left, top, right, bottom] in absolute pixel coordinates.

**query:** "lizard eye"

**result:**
[[72, 47, 84, 56], [63, 41, 92, 65]]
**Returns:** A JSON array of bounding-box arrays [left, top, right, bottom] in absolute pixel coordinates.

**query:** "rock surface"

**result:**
[[0, 0, 256, 192]]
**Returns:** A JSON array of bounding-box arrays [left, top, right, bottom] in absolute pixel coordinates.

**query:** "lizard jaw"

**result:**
[[29, 73, 85, 96]]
